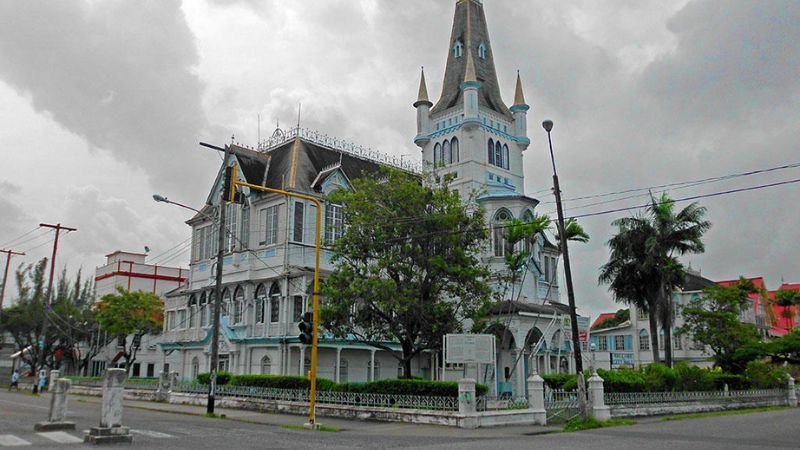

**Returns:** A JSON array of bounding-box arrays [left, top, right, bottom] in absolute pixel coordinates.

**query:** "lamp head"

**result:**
[[152, 194, 168, 203], [542, 120, 554, 132]]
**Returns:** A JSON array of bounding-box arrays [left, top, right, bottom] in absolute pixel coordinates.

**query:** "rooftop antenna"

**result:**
[[258, 113, 261, 144], [296, 103, 302, 132]]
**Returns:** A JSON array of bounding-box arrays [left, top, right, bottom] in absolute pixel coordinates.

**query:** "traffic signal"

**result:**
[[298, 311, 314, 345], [222, 165, 245, 204]]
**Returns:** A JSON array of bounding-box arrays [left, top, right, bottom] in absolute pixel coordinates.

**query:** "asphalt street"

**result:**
[[1, 389, 798, 449]]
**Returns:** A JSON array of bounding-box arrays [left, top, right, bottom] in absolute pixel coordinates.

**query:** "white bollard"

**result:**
[[84, 368, 133, 444], [587, 372, 611, 421], [457, 378, 478, 429], [787, 376, 797, 407], [34, 378, 75, 431]]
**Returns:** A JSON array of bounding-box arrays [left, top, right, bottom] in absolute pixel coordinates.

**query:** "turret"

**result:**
[[510, 71, 530, 149], [413, 67, 433, 148]]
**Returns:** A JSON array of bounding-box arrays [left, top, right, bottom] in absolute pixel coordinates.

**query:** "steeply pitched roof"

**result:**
[[681, 271, 716, 291], [432, 0, 511, 119]]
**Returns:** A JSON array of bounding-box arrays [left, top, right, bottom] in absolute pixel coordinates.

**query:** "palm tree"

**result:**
[[501, 214, 551, 301], [600, 193, 710, 367]]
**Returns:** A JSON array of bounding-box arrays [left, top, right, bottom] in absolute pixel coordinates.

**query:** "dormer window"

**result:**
[[453, 40, 463, 58], [478, 41, 487, 59]]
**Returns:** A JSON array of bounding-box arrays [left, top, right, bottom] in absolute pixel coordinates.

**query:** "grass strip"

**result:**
[[563, 417, 636, 432], [662, 406, 790, 421]]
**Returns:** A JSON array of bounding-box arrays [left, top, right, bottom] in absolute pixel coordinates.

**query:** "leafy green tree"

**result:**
[[775, 288, 800, 325], [592, 309, 630, 331], [680, 278, 761, 373], [321, 169, 491, 377], [95, 287, 164, 373], [499, 215, 551, 301], [599, 193, 710, 367]]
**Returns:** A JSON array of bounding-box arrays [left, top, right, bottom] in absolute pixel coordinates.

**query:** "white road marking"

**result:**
[[0, 434, 31, 447], [37, 431, 83, 444], [130, 429, 174, 438]]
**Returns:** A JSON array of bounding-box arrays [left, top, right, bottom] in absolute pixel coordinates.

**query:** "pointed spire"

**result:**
[[464, 51, 477, 83], [513, 70, 526, 106], [414, 66, 433, 107]]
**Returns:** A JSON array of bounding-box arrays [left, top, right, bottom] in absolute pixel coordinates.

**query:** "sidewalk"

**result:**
[[72, 394, 562, 438]]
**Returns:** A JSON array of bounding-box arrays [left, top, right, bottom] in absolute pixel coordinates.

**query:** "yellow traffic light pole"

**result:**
[[229, 163, 322, 427]]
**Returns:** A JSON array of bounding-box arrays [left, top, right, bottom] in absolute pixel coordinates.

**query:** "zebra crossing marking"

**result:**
[[0, 434, 31, 447], [37, 431, 83, 444], [130, 429, 174, 438]]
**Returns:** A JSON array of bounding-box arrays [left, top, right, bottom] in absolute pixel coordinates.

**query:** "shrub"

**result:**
[[196, 371, 233, 385], [710, 373, 747, 390], [597, 368, 647, 393], [673, 362, 714, 392], [330, 379, 488, 397], [542, 373, 576, 390], [231, 374, 337, 390], [744, 361, 787, 389], [641, 363, 677, 392]]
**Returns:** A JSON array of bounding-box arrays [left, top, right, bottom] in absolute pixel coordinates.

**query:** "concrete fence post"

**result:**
[[84, 368, 133, 444], [526, 372, 547, 425], [156, 370, 171, 401], [48, 370, 60, 393], [587, 372, 611, 421], [34, 378, 75, 431], [457, 378, 478, 429], [787, 376, 797, 408]]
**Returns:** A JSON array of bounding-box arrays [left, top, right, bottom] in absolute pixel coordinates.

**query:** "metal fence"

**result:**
[[68, 378, 159, 391], [604, 389, 787, 406], [172, 382, 459, 411], [544, 388, 581, 422], [476, 396, 529, 412]]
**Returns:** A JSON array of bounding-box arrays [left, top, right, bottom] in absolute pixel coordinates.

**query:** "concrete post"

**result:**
[[156, 370, 171, 401], [84, 368, 133, 444], [587, 372, 611, 421], [34, 378, 75, 431], [457, 378, 478, 429], [48, 370, 59, 393], [787, 376, 797, 407], [526, 372, 547, 425]]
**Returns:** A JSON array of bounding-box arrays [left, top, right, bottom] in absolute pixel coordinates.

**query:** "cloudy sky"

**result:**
[[1, 0, 798, 320]]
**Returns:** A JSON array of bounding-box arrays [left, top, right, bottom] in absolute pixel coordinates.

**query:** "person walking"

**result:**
[[8, 370, 19, 391], [37, 370, 47, 393]]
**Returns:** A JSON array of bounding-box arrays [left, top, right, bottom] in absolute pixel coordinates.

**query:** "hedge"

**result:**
[[197, 373, 487, 397], [196, 371, 233, 386]]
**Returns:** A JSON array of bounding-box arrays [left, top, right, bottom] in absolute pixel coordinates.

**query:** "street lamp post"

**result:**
[[542, 119, 587, 419]]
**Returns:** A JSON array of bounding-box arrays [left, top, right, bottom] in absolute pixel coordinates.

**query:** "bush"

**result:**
[[673, 362, 714, 392], [231, 374, 337, 391], [196, 371, 233, 385], [597, 368, 647, 393], [744, 361, 787, 389], [542, 373, 576, 390], [641, 364, 677, 392], [330, 379, 488, 397]]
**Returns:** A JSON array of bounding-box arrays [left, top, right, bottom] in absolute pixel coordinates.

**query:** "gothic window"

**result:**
[[188, 295, 197, 328], [478, 41, 487, 59], [225, 203, 238, 252], [487, 139, 495, 165], [191, 357, 199, 380], [453, 39, 463, 58], [269, 283, 281, 323], [221, 288, 231, 318], [199, 292, 208, 327], [240, 205, 250, 249], [492, 209, 512, 257], [260, 205, 279, 246], [451, 137, 459, 163], [207, 292, 216, 326], [495, 141, 503, 169], [293, 202, 305, 243], [433, 142, 440, 167], [293, 295, 304, 322], [442, 140, 451, 165], [503, 144, 510, 170], [233, 286, 244, 324], [639, 329, 650, 351], [255, 284, 266, 324], [261, 356, 272, 375]]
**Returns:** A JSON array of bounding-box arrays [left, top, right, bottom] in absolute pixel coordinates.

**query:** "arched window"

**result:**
[[551, 331, 561, 349], [495, 141, 503, 169], [442, 140, 451, 165], [451, 137, 459, 163], [639, 329, 650, 351], [261, 355, 272, 375], [453, 39, 463, 58], [269, 283, 281, 323], [433, 142, 440, 167], [233, 286, 244, 324], [255, 284, 266, 324], [199, 292, 208, 327], [502, 144, 509, 170], [487, 139, 495, 165], [206, 292, 216, 326], [191, 357, 200, 380], [493, 209, 512, 257], [478, 41, 487, 59], [221, 288, 231, 318], [188, 294, 197, 328]]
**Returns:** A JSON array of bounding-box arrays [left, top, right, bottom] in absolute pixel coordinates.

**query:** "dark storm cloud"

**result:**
[[0, 0, 214, 199]]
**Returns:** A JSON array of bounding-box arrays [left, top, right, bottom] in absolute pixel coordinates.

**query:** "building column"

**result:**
[[515, 350, 525, 398], [299, 346, 306, 376], [369, 349, 376, 382], [335, 347, 342, 383]]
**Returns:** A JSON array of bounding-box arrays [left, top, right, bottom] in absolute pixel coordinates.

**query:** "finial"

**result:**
[[414, 66, 433, 107]]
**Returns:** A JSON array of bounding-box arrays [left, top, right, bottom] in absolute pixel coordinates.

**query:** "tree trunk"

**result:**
[[648, 303, 661, 363], [660, 282, 673, 368]]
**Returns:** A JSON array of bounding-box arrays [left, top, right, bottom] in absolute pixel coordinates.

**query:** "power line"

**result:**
[[0, 227, 44, 249]]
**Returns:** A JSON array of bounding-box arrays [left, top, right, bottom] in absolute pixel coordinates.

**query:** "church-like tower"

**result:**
[[414, 0, 530, 201]]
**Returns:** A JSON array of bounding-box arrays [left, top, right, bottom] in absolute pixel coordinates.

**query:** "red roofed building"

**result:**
[[717, 277, 770, 337], [591, 313, 616, 330], [769, 283, 800, 336]]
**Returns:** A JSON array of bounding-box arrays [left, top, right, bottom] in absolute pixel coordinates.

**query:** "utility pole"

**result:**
[[0, 249, 25, 322], [34, 223, 76, 394]]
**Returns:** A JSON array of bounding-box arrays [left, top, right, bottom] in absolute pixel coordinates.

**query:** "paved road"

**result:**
[[1, 390, 798, 449]]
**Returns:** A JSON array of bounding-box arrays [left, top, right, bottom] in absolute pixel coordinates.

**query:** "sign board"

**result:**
[[444, 334, 495, 364], [562, 316, 591, 342], [611, 352, 635, 368]]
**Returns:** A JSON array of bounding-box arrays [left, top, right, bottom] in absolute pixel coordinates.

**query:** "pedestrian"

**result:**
[[8, 370, 19, 391], [38, 370, 47, 392]]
